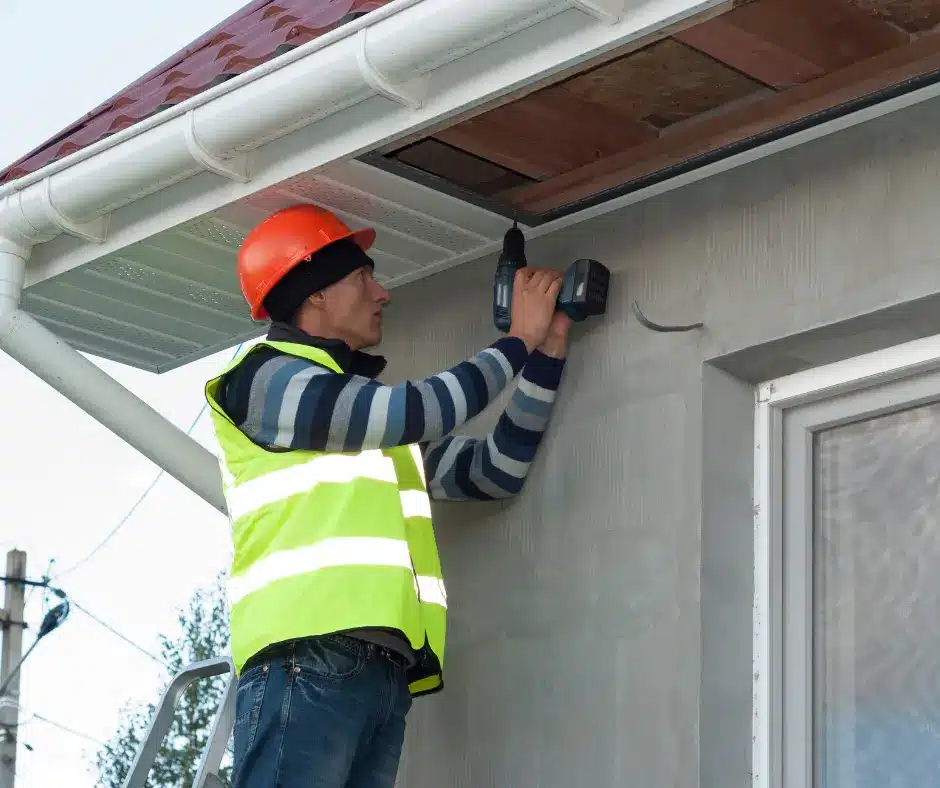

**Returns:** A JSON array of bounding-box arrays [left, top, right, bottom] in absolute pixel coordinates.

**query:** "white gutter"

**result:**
[[0, 0, 426, 200], [0, 0, 566, 246], [0, 0, 725, 248], [0, 245, 226, 513]]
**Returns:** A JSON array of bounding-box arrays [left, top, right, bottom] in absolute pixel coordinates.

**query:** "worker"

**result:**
[[204, 204, 572, 788]]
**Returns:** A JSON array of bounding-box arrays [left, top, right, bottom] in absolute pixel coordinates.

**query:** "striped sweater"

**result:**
[[219, 322, 566, 500]]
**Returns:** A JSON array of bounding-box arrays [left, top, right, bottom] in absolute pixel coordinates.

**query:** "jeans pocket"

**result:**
[[234, 663, 269, 753], [294, 634, 366, 682]]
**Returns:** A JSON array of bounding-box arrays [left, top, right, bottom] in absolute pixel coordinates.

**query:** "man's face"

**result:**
[[318, 264, 390, 350]]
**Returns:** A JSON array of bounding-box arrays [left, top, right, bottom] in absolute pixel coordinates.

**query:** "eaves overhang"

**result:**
[[2, 0, 937, 374], [0, 0, 731, 372]]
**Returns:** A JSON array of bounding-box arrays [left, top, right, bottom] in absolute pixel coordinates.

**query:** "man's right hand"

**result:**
[[508, 268, 563, 352]]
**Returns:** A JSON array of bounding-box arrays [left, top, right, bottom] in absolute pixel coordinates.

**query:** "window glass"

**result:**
[[814, 401, 940, 787]]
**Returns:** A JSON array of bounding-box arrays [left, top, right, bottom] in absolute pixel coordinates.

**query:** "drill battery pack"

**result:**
[[558, 259, 611, 322]]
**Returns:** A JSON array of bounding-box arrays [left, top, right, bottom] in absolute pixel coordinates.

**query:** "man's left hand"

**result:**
[[537, 311, 573, 359]]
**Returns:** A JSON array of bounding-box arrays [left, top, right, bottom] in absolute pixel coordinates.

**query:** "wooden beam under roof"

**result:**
[[674, 16, 826, 88], [676, 0, 910, 89], [374, 0, 742, 157], [433, 87, 659, 181], [847, 0, 940, 35], [502, 32, 940, 214]]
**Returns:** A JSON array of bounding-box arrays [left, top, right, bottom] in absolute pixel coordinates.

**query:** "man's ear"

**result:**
[[302, 290, 326, 310], [293, 291, 325, 325]]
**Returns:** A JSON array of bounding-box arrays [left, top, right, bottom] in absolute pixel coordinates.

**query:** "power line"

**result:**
[[32, 714, 105, 746], [24, 561, 52, 608], [53, 342, 244, 580], [69, 598, 166, 668], [34, 560, 55, 611], [0, 574, 167, 675], [53, 473, 164, 580]]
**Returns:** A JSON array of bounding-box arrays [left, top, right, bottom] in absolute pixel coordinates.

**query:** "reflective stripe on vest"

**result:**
[[205, 340, 446, 697], [227, 536, 447, 608], [223, 455, 433, 524]]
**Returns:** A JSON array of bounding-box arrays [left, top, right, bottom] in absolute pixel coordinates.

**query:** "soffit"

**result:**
[[370, 0, 940, 222], [15, 0, 940, 375], [20, 160, 508, 373]]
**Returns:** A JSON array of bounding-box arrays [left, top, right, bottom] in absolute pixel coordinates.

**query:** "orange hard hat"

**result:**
[[237, 204, 376, 321]]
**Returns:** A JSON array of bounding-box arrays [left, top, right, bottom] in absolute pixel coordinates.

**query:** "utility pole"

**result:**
[[0, 550, 26, 788]]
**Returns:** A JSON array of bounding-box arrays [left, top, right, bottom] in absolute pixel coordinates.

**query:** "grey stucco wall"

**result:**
[[374, 95, 940, 788]]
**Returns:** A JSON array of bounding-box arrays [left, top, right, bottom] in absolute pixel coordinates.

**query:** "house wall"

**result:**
[[375, 94, 940, 788]]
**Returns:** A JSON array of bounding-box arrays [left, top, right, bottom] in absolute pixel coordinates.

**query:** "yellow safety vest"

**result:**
[[205, 340, 446, 696]]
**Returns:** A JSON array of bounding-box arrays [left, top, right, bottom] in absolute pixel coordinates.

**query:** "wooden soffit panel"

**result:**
[[377, 0, 940, 219]]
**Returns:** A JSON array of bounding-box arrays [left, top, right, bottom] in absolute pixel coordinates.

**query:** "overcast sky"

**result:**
[[0, 1, 251, 786]]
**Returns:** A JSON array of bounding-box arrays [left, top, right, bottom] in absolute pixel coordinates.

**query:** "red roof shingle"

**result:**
[[0, 0, 390, 184]]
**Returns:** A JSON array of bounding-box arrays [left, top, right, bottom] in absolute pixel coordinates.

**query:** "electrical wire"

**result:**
[[32, 714, 105, 746], [31, 560, 55, 610], [53, 342, 244, 581], [69, 598, 167, 668], [53, 474, 166, 580]]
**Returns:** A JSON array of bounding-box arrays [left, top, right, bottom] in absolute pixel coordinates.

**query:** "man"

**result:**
[[205, 204, 571, 788]]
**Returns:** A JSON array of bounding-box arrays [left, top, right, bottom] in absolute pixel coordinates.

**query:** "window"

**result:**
[[753, 336, 940, 788]]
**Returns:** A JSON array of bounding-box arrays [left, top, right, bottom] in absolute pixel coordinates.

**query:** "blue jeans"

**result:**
[[231, 634, 413, 788]]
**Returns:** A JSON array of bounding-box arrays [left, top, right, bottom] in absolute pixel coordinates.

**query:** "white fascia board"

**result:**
[[3, 0, 730, 285]]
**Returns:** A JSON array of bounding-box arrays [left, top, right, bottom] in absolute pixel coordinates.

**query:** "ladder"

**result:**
[[121, 657, 237, 788]]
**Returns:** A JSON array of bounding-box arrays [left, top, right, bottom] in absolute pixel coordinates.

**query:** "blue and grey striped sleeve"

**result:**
[[421, 350, 565, 501], [222, 336, 529, 452]]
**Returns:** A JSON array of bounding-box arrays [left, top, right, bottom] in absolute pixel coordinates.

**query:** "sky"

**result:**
[[0, 1, 252, 785]]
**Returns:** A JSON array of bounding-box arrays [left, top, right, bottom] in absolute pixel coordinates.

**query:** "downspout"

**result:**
[[0, 238, 227, 514], [0, 238, 27, 341]]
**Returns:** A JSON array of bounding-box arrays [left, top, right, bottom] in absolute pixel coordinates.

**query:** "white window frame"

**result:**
[[752, 331, 940, 788]]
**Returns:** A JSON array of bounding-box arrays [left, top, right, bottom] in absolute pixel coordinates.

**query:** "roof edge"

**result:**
[[0, 0, 421, 199], [0, 0, 277, 180], [0, 0, 729, 252]]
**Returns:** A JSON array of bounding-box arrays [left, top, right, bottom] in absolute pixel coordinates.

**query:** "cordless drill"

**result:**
[[492, 221, 610, 333]]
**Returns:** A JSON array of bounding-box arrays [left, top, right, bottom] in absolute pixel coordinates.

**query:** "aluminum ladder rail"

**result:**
[[121, 656, 237, 788]]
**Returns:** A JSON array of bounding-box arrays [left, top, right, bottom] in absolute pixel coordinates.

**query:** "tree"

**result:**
[[94, 573, 234, 788]]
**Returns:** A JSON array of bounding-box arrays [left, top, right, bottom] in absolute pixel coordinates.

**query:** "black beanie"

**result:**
[[262, 238, 375, 322]]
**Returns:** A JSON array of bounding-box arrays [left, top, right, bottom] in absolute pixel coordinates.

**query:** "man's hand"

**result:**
[[508, 268, 563, 352], [537, 311, 573, 359]]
